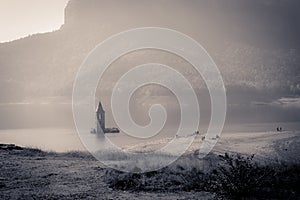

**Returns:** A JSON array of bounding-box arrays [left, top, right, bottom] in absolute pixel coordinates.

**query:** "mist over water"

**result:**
[[0, 102, 299, 152], [1, 124, 300, 152]]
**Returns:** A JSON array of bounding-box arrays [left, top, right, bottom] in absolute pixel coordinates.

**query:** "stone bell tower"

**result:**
[[93, 101, 119, 134]]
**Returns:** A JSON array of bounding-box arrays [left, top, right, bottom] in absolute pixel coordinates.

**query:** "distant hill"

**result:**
[[0, 0, 299, 103]]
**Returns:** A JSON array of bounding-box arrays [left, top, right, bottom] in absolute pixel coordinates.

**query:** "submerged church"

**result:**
[[91, 102, 120, 134]]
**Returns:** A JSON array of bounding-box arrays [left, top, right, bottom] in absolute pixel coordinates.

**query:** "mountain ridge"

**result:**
[[0, 0, 299, 103]]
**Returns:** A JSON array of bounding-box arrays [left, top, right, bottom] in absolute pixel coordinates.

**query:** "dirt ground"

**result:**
[[0, 147, 214, 199]]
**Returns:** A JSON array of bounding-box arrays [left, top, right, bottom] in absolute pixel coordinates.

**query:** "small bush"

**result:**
[[104, 164, 206, 192], [61, 151, 95, 160], [209, 153, 274, 199], [207, 153, 300, 199]]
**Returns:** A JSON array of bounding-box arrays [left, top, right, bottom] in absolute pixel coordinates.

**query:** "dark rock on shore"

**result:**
[[0, 144, 23, 151]]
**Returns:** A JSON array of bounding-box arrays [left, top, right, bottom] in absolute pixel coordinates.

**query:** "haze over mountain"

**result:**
[[0, 0, 299, 129]]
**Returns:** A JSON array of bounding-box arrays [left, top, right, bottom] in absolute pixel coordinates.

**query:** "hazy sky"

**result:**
[[0, 0, 69, 42]]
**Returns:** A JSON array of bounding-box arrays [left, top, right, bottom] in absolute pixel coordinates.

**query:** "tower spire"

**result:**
[[96, 101, 105, 133]]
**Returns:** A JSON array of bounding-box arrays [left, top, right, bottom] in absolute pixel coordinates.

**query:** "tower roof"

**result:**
[[96, 101, 105, 113]]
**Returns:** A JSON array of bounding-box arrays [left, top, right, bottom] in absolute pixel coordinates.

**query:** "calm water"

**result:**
[[0, 122, 299, 152], [1, 104, 299, 152], [0, 128, 85, 152]]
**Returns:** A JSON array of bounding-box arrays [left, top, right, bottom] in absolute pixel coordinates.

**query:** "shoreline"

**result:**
[[0, 131, 299, 199]]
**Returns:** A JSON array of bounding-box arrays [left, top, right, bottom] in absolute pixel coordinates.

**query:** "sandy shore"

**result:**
[[126, 130, 300, 164]]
